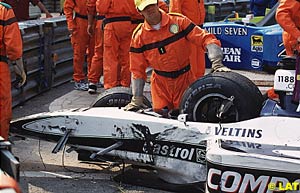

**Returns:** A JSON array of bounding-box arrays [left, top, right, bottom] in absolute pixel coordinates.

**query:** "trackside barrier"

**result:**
[[11, 16, 73, 108], [11, 20, 47, 107], [44, 16, 73, 88]]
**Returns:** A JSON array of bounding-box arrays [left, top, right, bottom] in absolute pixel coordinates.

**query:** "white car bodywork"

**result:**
[[11, 107, 300, 184]]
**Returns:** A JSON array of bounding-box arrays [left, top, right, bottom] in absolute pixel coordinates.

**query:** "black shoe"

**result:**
[[88, 83, 97, 94]]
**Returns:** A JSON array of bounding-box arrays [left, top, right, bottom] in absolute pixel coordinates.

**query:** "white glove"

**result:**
[[206, 43, 231, 73], [212, 66, 231, 72], [124, 78, 146, 111], [124, 96, 147, 111], [12, 58, 26, 87]]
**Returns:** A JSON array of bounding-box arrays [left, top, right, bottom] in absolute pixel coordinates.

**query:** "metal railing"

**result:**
[[11, 16, 73, 107]]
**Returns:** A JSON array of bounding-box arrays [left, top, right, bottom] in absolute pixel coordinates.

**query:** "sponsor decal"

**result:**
[[108, 98, 130, 106], [149, 142, 206, 164], [196, 148, 206, 163], [215, 127, 262, 138], [224, 27, 247, 36], [205, 27, 222, 35], [207, 168, 300, 193], [224, 140, 262, 149], [251, 58, 261, 68], [115, 124, 207, 164], [204, 27, 247, 36], [222, 47, 241, 63], [274, 70, 295, 91], [251, 35, 263, 52], [290, 74, 298, 83]]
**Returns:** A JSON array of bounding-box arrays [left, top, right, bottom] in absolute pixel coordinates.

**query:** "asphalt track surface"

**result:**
[[11, 81, 202, 193]]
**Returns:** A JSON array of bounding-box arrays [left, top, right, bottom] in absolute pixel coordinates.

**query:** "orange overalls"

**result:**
[[130, 11, 220, 111], [64, 0, 95, 82], [87, 0, 104, 84], [169, 0, 206, 79], [276, 0, 300, 56], [96, 0, 137, 89], [0, 2, 23, 140]]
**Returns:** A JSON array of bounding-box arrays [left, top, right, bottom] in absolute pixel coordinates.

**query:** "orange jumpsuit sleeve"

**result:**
[[1, 6, 22, 60], [276, 0, 300, 40], [87, 0, 96, 15], [187, 26, 221, 49], [129, 28, 148, 81], [64, 0, 76, 30], [179, 15, 220, 50], [96, 0, 111, 15]]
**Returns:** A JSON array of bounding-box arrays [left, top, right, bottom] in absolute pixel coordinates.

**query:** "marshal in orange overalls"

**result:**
[[169, 0, 206, 79], [64, 0, 95, 83], [130, 11, 220, 111], [87, 0, 104, 85], [0, 2, 23, 140], [97, 0, 137, 89], [276, 0, 300, 56]]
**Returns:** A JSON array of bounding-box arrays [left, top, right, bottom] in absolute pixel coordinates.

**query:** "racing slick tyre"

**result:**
[[180, 72, 263, 123], [91, 86, 152, 108]]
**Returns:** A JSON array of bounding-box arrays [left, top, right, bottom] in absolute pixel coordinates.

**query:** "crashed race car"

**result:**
[[10, 56, 300, 192], [204, 2, 285, 72]]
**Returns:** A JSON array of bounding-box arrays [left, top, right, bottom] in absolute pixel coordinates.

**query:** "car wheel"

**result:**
[[91, 86, 152, 108], [179, 72, 263, 123]]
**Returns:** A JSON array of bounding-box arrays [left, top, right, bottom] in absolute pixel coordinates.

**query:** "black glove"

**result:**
[[12, 58, 26, 88]]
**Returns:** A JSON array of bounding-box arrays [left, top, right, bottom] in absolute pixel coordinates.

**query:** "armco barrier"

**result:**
[[11, 16, 73, 108], [11, 20, 47, 107], [44, 16, 73, 88]]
